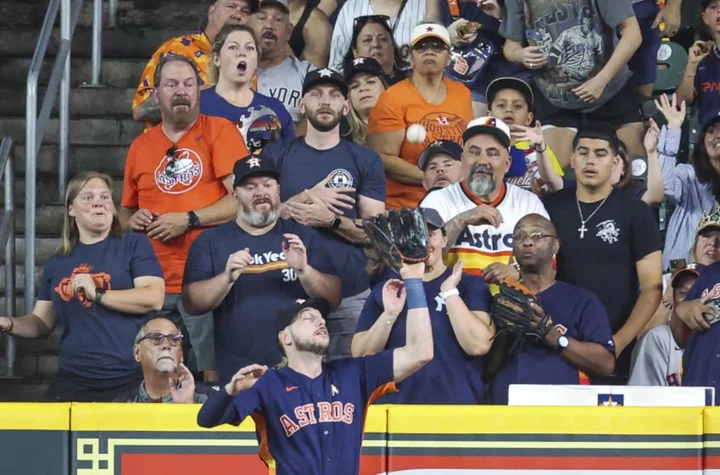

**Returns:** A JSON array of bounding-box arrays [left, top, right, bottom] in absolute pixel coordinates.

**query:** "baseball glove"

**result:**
[[491, 278, 554, 353], [363, 208, 429, 272]]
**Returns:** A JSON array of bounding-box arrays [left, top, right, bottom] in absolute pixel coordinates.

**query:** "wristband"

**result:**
[[535, 144, 547, 153], [404, 278, 427, 309], [439, 288, 459, 301], [2, 318, 13, 334]]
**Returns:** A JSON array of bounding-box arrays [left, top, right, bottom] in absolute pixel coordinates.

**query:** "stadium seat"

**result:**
[[654, 41, 688, 95]]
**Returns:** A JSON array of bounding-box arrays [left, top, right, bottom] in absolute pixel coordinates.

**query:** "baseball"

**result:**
[[406, 124, 427, 144]]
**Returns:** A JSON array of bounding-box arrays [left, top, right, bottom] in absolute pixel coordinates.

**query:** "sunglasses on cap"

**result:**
[[412, 39, 449, 52], [353, 14, 390, 29]]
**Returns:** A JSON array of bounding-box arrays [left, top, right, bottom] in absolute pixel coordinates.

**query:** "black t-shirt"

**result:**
[[542, 188, 662, 333]]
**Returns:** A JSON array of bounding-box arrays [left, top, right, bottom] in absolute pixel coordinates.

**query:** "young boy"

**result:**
[[486, 77, 564, 194]]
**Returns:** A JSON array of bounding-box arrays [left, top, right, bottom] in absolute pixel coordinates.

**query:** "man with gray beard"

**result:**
[[182, 157, 341, 384], [420, 117, 548, 293]]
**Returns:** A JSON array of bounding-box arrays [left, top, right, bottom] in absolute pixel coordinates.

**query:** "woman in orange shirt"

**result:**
[[367, 23, 473, 210]]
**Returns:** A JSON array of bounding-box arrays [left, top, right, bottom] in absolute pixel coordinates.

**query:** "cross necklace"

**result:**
[[576, 195, 610, 239]]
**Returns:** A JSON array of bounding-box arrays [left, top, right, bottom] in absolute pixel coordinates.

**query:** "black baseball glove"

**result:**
[[362, 208, 429, 272], [491, 278, 554, 353]]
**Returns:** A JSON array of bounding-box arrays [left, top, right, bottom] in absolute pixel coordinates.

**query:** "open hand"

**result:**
[[654, 93, 686, 130], [169, 363, 196, 404], [440, 259, 464, 292], [382, 279, 407, 318], [225, 248, 253, 283], [282, 233, 308, 272], [225, 364, 268, 396]]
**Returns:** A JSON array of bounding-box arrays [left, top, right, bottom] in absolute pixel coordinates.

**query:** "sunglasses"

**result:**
[[354, 14, 390, 29], [164, 145, 178, 177], [137, 332, 184, 347], [412, 39, 449, 52]]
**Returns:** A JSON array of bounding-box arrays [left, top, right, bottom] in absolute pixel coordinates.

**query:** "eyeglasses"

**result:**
[[164, 145, 178, 177], [354, 14, 390, 30], [512, 232, 557, 242], [136, 332, 184, 347], [412, 40, 449, 52]]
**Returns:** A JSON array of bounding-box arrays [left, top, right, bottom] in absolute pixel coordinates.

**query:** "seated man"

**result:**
[[353, 208, 494, 404], [628, 264, 699, 386], [488, 214, 615, 404], [116, 316, 214, 403], [418, 140, 465, 192], [132, 0, 256, 126]]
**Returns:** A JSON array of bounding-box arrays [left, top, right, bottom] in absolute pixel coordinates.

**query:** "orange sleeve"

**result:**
[[132, 39, 177, 110], [120, 143, 139, 209], [210, 117, 250, 179], [367, 86, 407, 135]]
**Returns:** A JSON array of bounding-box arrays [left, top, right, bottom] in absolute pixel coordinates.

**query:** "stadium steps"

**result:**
[[0, 0, 206, 400]]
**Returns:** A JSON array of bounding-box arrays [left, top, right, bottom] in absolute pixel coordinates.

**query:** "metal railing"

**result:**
[[25, 0, 84, 316], [0, 139, 17, 377]]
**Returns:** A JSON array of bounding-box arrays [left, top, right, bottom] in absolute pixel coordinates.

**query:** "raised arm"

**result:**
[[676, 41, 709, 109], [641, 118, 665, 206], [197, 364, 267, 428], [655, 94, 688, 204], [391, 263, 434, 383], [352, 280, 406, 357]]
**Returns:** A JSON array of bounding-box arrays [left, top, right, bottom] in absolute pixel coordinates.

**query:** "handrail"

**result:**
[[0, 138, 16, 377], [25, 0, 83, 318]]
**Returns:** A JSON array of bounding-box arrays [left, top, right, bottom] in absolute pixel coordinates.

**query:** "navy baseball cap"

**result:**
[[486, 77, 534, 108], [275, 298, 331, 337], [344, 57, 389, 84], [420, 207, 444, 230], [671, 264, 704, 288], [302, 68, 349, 98], [232, 156, 278, 188], [417, 139, 463, 171], [701, 110, 720, 132]]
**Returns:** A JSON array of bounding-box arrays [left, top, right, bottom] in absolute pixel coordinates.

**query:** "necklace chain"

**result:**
[[576, 195, 610, 239]]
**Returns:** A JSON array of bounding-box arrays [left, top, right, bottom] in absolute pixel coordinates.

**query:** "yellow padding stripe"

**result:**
[[0, 403, 70, 430]]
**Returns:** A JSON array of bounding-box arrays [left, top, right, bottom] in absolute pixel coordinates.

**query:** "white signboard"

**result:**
[[508, 384, 714, 406]]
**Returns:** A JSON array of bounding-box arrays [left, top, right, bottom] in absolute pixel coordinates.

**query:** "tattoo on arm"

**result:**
[[134, 97, 162, 124]]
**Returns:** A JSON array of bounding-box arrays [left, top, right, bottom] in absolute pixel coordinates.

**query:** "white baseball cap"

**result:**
[[410, 24, 451, 47], [462, 117, 511, 149]]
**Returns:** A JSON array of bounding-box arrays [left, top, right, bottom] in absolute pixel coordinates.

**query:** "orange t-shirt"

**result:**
[[121, 115, 249, 293], [367, 77, 473, 210]]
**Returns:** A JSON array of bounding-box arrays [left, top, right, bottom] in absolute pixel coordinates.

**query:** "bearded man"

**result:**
[[182, 156, 341, 384], [420, 117, 549, 293]]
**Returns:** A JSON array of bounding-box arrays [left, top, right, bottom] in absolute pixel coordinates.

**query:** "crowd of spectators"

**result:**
[[1, 0, 719, 405]]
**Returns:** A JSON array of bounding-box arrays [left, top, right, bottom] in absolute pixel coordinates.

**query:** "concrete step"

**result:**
[[0, 117, 143, 146], [4, 56, 146, 89], [12, 144, 128, 177], [0, 26, 188, 58], [0, 174, 124, 207], [0, 0, 207, 29], [0, 86, 135, 119], [17, 205, 65, 236], [0, 265, 42, 295], [14, 238, 61, 266]]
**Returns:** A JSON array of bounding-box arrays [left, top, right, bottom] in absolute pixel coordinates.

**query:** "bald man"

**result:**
[[487, 214, 616, 404]]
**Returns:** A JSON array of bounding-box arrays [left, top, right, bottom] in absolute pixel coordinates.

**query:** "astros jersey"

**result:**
[[37, 233, 162, 379], [357, 267, 492, 404], [197, 351, 396, 475], [121, 115, 249, 293], [681, 262, 720, 403], [628, 324, 683, 386], [132, 29, 211, 111], [183, 219, 335, 383], [694, 47, 720, 130], [491, 280, 615, 404], [420, 181, 549, 289], [368, 77, 473, 210]]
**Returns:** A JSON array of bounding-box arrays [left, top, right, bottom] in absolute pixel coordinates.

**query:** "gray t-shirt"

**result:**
[[500, 0, 634, 111], [258, 56, 316, 123], [628, 324, 683, 386]]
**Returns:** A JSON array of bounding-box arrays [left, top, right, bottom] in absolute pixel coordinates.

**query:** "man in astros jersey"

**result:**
[[197, 263, 434, 474], [420, 117, 548, 292]]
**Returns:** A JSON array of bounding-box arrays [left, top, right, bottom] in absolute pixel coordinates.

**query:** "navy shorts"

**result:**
[[533, 80, 643, 129], [628, 0, 661, 86]]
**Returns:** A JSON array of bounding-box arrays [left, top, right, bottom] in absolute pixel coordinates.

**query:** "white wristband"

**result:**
[[439, 288, 459, 301]]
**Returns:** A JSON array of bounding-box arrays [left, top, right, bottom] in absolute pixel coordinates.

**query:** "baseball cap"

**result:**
[[701, 109, 720, 132], [344, 57, 389, 85], [274, 298, 331, 337], [698, 207, 720, 234], [417, 140, 463, 171], [462, 116, 511, 149], [420, 207, 445, 230], [410, 24, 451, 47], [259, 0, 289, 13], [703, 0, 718, 9], [232, 156, 278, 188], [302, 68, 349, 98], [671, 263, 704, 288], [486, 77, 534, 108]]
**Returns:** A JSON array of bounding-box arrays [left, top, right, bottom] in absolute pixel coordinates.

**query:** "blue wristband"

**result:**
[[404, 278, 427, 309]]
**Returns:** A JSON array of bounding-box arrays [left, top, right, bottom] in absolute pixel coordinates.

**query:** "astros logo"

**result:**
[[418, 112, 466, 147], [154, 148, 204, 195], [327, 169, 354, 189], [54, 263, 112, 308]]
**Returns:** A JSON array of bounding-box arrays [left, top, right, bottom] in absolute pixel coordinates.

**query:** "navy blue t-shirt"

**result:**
[[200, 86, 295, 156], [356, 268, 492, 404], [260, 137, 386, 297], [682, 262, 720, 404], [694, 48, 720, 130], [183, 219, 335, 383], [38, 232, 163, 379], [491, 281, 615, 405]]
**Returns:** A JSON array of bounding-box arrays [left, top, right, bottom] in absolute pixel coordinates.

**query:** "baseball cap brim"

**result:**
[[462, 125, 511, 149], [417, 142, 462, 171], [671, 267, 702, 288], [233, 169, 278, 188], [420, 207, 444, 229], [302, 77, 349, 98], [275, 298, 330, 335], [486, 77, 534, 107]]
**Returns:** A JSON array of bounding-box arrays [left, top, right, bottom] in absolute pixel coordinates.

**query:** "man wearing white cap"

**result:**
[[368, 23, 473, 210], [420, 117, 548, 293]]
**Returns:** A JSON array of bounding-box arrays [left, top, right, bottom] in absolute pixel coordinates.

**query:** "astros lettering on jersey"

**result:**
[[421, 181, 549, 288]]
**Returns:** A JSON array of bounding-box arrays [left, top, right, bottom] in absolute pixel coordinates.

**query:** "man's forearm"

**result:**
[[7, 314, 54, 339], [334, 217, 369, 245], [596, 19, 641, 82], [298, 267, 341, 308], [195, 195, 237, 228], [503, 40, 525, 64], [560, 339, 615, 376], [118, 207, 137, 232], [615, 287, 662, 349], [133, 97, 162, 124], [98, 285, 164, 315], [351, 314, 395, 356], [443, 212, 468, 257], [183, 274, 234, 315], [676, 67, 698, 106], [379, 154, 424, 185]]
